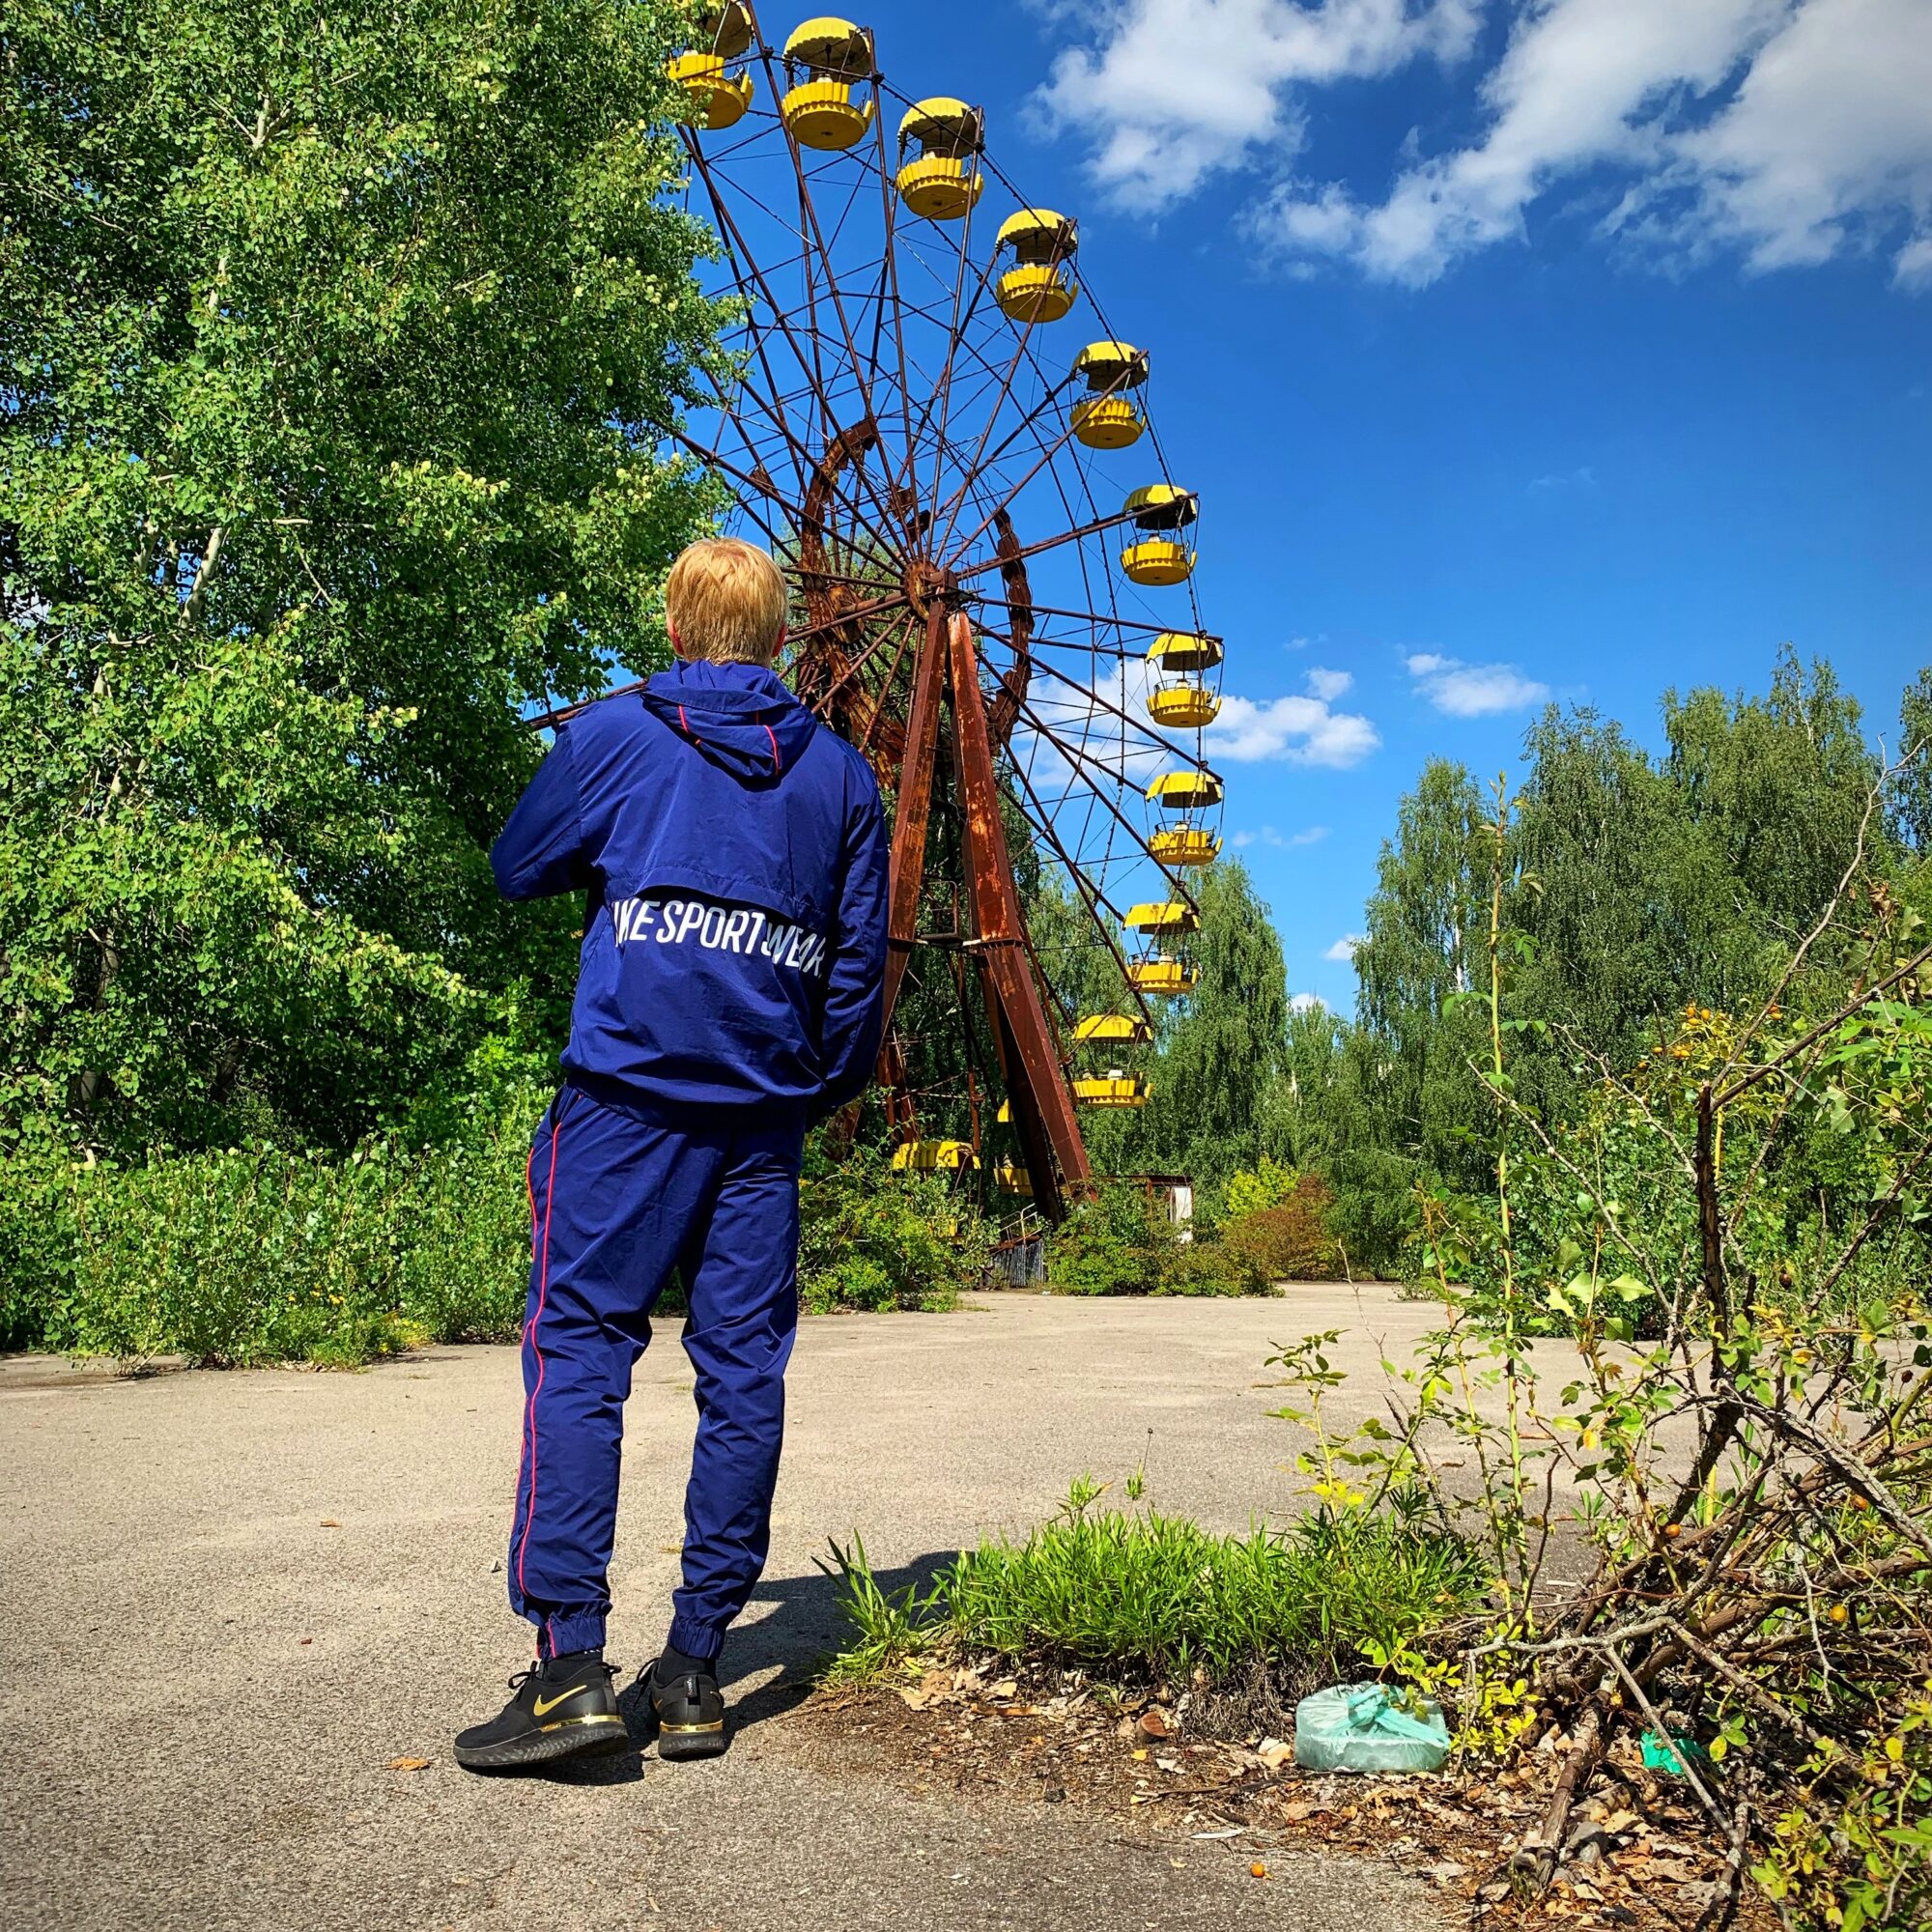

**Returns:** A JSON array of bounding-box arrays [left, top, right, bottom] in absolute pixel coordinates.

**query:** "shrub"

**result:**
[[1045, 1182, 1170, 1295], [396, 1122, 540, 1343], [0, 1130, 77, 1350], [1220, 1175, 1345, 1283], [1223, 1155, 1300, 1221], [64, 1145, 421, 1368], [1048, 1180, 1271, 1296], [796, 1143, 987, 1314]]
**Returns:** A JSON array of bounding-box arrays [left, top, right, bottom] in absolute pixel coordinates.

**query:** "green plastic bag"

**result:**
[[1293, 1681, 1451, 1774], [1640, 1728, 1708, 1776]]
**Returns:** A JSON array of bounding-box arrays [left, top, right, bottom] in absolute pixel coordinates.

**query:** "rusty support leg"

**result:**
[[869, 604, 951, 1128], [879, 604, 948, 1033], [946, 612, 1092, 1217]]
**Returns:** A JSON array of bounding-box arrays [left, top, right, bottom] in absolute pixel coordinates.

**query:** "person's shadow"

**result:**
[[548, 1548, 953, 1784]]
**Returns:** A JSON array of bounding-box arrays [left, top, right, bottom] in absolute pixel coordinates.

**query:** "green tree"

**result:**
[[1512, 652, 1879, 1096], [1130, 861, 1291, 1187], [1, 0, 723, 1159]]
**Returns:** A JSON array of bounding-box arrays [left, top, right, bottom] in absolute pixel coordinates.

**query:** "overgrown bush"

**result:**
[[1220, 1175, 1345, 1283], [796, 1142, 988, 1314], [49, 1121, 547, 1368], [1307, 779, 1932, 1931], [1045, 1181, 1171, 1295], [1046, 1180, 1266, 1296], [65, 1145, 425, 1368]]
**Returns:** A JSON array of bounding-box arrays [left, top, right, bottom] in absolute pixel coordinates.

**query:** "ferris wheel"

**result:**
[[657, 6, 1227, 1217]]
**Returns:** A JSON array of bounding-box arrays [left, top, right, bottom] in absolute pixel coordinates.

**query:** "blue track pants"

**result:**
[[507, 1078, 803, 1662]]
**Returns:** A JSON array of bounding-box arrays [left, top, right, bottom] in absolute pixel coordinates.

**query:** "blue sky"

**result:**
[[822, 2, 1932, 1009]]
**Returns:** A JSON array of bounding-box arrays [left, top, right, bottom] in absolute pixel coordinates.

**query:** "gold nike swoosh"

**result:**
[[531, 1686, 588, 1718]]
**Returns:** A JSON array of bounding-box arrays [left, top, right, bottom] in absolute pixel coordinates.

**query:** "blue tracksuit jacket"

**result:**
[[491, 658, 889, 1122], [488, 659, 888, 1664]]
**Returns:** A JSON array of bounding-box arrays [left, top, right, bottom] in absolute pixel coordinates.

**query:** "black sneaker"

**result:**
[[642, 1657, 727, 1760], [454, 1653, 630, 1771]]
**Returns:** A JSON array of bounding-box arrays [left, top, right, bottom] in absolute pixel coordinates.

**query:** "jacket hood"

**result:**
[[639, 660, 819, 783]]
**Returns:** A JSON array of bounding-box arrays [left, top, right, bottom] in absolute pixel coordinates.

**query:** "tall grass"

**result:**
[[824, 1487, 1487, 1693]]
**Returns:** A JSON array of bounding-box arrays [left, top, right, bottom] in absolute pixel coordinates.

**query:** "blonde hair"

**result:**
[[665, 537, 789, 666]]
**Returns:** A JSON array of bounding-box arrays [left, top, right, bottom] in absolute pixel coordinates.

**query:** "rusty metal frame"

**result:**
[[946, 613, 1093, 1216]]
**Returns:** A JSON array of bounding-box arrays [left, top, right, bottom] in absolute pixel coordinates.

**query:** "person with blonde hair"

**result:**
[[455, 536, 887, 1770]]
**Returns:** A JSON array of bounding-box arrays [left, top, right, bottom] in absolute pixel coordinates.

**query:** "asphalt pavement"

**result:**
[[1, 1288, 1456, 1932]]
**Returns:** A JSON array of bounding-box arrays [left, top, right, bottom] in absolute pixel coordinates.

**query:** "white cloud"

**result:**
[[1207, 667, 1380, 765], [1323, 932, 1366, 960], [1897, 236, 1932, 288], [1031, 0, 1482, 211], [1048, 0, 1932, 290], [1529, 464, 1597, 492], [1304, 665, 1353, 700], [1232, 822, 1332, 848], [1290, 991, 1329, 1012], [1406, 650, 1549, 715]]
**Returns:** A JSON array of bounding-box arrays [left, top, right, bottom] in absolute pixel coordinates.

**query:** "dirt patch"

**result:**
[[803, 1665, 1780, 1932]]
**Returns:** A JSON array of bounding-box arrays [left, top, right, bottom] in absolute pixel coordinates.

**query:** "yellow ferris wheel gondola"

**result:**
[[1147, 684, 1219, 727], [1073, 1074, 1151, 1108], [1121, 483, 1197, 586], [895, 99, 984, 220], [1146, 769, 1223, 811], [1146, 628, 1222, 728], [891, 1139, 979, 1173], [1151, 826, 1221, 866], [668, 50, 755, 129], [667, 4, 756, 129], [1069, 340, 1148, 449], [1124, 901, 1200, 939], [695, 2, 754, 56], [1073, 1013, 1152, 1045], [995, 210, 1079, 324], [1126, 955, 1198, 995], [1147, 631, 1221, 673], [781, 18, 877, 151]]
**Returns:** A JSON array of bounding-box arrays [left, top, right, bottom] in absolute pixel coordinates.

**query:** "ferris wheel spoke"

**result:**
[[939, 369, 1128, 569], [967, 595, 1214, 642], [867, 102, 920, 508], [1003, 765, 1153, 1030], [1008, 687, 1202, 918], [684, 132, 915, 554], [1015, 642, 1215, 772], [882, 193, 994, 546], [924, 237, 1094, 563], [950, 504, 1141, 582], [657, 419, 810, 542], [756, 53, 917, 559]]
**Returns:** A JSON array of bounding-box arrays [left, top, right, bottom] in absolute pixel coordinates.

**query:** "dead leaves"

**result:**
[[822, 1672, 1776, 1932], [385, 1756, 432, 1773]]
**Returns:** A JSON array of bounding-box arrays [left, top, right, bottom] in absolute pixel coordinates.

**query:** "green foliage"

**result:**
[[1275, 785, 1932, 1932], [1220, 1176, 1345, 1283], [50, 1120, 541, 1368], [1, 0, 723, 1164], [1046, 1181, 1173, 1295], [797, 1143, 987, 1314], [815, 1534, 939, 1685], [825, 1480, 1486, 1691], [1043, 1180, 1266, 1296], [1224, 1155, 1298, 1220], [1272, 653, 1903, 1275]]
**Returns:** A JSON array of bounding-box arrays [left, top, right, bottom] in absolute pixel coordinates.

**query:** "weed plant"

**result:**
[[823, 1479, 1486, 1696]]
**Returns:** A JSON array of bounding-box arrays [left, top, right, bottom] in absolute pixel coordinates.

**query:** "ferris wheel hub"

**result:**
[[902, 556, 961, 619]]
